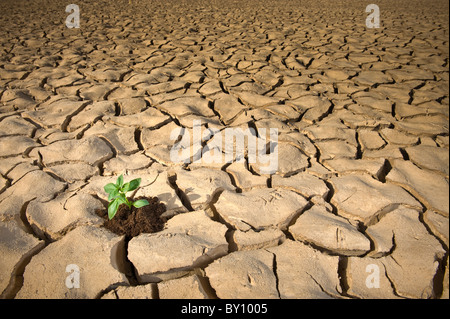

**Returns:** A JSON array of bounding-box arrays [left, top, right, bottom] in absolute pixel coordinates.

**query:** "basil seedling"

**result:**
[[104, 175, 149, 220]]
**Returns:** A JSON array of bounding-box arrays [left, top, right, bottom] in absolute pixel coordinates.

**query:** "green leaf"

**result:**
[[116, 194, 128, 205], [104, 183, 117, 194], [121, 196, 132, 210], [108, 189, 119, 201], [116, 174, 124, 188], [108, 196, 128, 219], [132, 199, 149, 208], [121, 182, 130, 193], [128, 178, 142, 192], [108, 198, 120, 220]]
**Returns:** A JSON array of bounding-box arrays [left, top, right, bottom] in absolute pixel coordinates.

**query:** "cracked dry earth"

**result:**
[[0, 0, 449, 299]]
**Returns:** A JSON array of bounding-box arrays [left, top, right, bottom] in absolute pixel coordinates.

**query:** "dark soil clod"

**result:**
[[96, 196, 167, 238]]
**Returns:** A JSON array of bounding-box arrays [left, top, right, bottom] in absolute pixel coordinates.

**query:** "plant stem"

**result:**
[[124, 197, 132, 209]]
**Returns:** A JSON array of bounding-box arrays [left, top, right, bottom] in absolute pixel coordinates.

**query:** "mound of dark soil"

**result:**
[[97, 196, 167, 238]]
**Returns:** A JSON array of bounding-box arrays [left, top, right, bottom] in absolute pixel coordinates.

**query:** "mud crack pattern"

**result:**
[[0, 0, 448, 299]]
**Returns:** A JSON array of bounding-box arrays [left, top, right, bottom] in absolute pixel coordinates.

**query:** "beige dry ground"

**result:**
[[0, 0, 448, 299]]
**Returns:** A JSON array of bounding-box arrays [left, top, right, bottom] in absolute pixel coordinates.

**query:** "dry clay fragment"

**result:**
[[0, 220, 44, 298], [272, 172, 329, 199], [380, 128, 418, 146], [0, 170, 66, 220], [103, 153, 153, 176], [103, 275, 210, 299], [330, 174, 421, 224], [323, 158, 385, 178], [213, 93, 246, 125], [102, 284, 155, 299], [346, 257, 401, 299], [84, 121, 138, 155], [158, 275, 210, 299], [0, 136, 40, 157], [117, 97, 147, 115], [79, 83, 117, 101], [133, 171, 188, 216], [128, 210, 228, 283], [85, 67, 130, 82], [44, 163, 99, 183], [158, 96, 215, 117], [358, 129, 386, 150], [226, 162, 267, 191], [230, 228, 286, 251], [0, 176, 7, 193], [270, 143, 309, 177], [278, 131, 317, 157], [267, 240, 341, 298], [423, 210, 449, 247], [352, 70, 393, 86], [23, 98, 89, 129], [0, 115, 36, 137], [289, 205, 371, 256], [442, 256, 449, 299], [405, 145, 449, 176], [0, 155, 32, 176], [141, 121, 180, 148], [288, 94, 331, 113], [30, 135, 114, 166], [234, 91, 281, 108], [386, 159, 449, 216], [106, 107, 171, 129], [173, 168, 235, 209], [16, 226, 128, 299], [26, 192, 104, 240], [353, 207, 446, 299], [67, 100, 116, 131], [35, 126, 84, 146], [215, 188, 308, 231], [301, 118, 357, 146], [206, 250, 279, 299], [395, 115, 448, 137], [315, 140, 357, 161], [6, 162, 39, 185]]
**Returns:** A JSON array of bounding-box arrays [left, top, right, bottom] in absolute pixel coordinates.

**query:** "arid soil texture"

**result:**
[[0, 0, 448, 299]]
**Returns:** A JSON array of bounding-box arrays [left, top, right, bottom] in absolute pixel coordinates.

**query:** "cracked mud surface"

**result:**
[[0, 0, 448, 299]]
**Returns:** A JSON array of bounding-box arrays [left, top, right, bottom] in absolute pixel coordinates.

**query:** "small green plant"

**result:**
[[104, 174, 149, 220]]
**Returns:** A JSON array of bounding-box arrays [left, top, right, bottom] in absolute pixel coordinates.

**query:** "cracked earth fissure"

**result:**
[[0, 0, 448, 300]]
